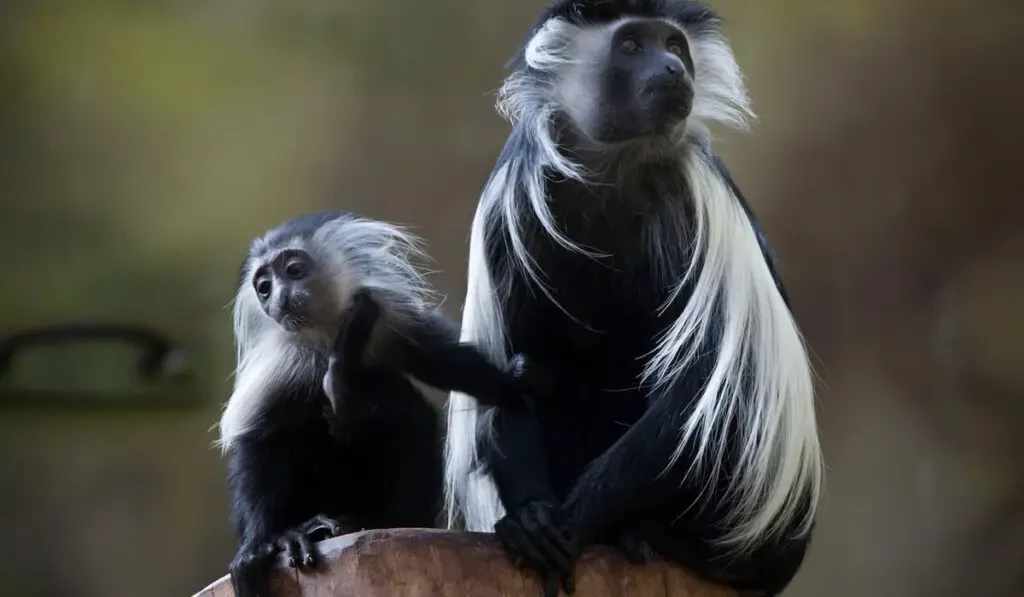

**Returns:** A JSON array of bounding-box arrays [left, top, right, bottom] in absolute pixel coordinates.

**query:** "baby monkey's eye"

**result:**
[[619, 37, 642, 54], [285, 261, 307, 279], [666, 40, 685, 58], [255, 279, 272, 298]]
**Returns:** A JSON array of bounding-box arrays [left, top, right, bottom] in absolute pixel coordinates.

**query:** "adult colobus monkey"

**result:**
[[444, 1, 823, 595], [219, 212, 534, 597]]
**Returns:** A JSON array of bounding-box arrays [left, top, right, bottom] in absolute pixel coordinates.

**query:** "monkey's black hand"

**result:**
[[495, 500, 579, 597], [321, 398, 353, 443], [324, 288, 382, 416], [229, 541, 277, 597], [230, 513, 355, 597], [275, 514, 354, 570], [334, 287, 382, 364], [506, 353, 557, 401]]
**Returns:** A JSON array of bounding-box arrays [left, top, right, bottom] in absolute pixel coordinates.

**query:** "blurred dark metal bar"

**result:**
[[0, 321, 199, 412]]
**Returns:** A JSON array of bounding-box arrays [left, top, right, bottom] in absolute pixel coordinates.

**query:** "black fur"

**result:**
[[225, 213, 536, 597], [482, 141, 808, 597], [475, 2, 811, 596], [227, 293, 443, 597]]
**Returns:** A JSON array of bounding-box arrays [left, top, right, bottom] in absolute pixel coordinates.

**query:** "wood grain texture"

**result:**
[[193, 529, 736, 597]]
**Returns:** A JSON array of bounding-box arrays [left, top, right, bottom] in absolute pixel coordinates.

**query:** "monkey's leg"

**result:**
[[624, 519, 805, 596], [229, 541, 277, 597], [484, 403, 576, 597]]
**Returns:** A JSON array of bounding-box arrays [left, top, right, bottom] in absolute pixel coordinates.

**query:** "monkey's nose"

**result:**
[[647, 71, 686, 92]]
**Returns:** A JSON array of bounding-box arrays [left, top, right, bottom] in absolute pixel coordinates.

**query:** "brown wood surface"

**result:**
[[193, 529, 736, 597]]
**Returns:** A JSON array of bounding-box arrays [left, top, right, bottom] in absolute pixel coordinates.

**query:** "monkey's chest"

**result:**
[[515, 237, 667, 382]]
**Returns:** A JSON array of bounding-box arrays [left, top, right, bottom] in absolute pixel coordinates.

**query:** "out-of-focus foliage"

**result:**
[[0, 0, 1021, 596]]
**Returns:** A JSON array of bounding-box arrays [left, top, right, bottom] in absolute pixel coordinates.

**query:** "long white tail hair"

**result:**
[[445, 11, 823, 555]]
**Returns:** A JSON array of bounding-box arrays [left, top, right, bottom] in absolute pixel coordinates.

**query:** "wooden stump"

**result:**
[[193, 528, 736, 597]]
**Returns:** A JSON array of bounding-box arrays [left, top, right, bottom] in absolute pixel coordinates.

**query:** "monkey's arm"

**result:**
[[475, 226, 576, 593], [481, 396, 578, 597], [227, 431, 350, 597], [555, 372, 810, 594], [227, 438, 301, 597], [558, 385, 692, 545], [323, 288, 381, 421], [391, 309, 528, 408]]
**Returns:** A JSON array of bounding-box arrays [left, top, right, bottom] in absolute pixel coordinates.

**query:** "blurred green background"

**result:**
[[0, 1, 1021, 596]]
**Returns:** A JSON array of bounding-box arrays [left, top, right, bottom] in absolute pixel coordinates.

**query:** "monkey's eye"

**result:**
[[619, 37, 642, 54], [666, 40, 685, 58], [285, 261, 307, 279], [255, 279, 272, 298]]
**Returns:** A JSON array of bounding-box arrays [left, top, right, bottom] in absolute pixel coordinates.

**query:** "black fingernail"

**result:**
[[304, 555, 315, 566], [287, 557, 297, 567]]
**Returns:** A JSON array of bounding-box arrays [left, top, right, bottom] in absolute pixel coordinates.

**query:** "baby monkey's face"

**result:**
[[252, 248, 334, 333]]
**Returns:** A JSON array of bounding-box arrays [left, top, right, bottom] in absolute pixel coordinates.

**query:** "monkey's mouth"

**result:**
[[277, 314, 308, 332]]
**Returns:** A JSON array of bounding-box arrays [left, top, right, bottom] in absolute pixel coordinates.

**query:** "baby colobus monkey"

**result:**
[[445, 1, 823, 596], [219, 212, 534, 597]]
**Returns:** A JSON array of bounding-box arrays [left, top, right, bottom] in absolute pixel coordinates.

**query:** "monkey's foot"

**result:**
[[495, 501, 578, 597], [276, 514, 354, 569], [229, 543, 276, 597]]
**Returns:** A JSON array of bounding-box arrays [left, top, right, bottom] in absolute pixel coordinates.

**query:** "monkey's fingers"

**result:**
[[496, 520, 564, 597], [519, 507, 575, 574], [496, 517, 550, 570], [279, 534, 303, 568], [331, 287, 381, 357], [293, 532, 318, 569], [303, 514, 351, 539], [524, 501, 576, 561], [350, 287, 377, 309]]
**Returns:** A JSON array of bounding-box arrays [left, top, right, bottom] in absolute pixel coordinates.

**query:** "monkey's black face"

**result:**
[[566, 19, 695, 144], [252, 249, 325, 332]]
